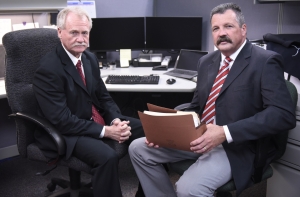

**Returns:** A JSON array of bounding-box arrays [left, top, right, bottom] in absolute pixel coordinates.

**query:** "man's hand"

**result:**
[[190, 124, 226, 154], [145, 138, 160, 148], [104, 119, 132, 143]]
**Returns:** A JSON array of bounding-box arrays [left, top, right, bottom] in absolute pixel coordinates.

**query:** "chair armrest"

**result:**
[[9, 112, 66, 156], [174, 103, 191, 111]]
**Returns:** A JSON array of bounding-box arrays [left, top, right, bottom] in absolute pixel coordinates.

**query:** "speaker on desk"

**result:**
[[132, 58, 139, 67], [95, 52, 108, 67]]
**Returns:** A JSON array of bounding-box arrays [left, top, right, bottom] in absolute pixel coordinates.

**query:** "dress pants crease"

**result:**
[[72, 116, 144, 197], [129, 137, 232, 197], [73, 136, 122, 197]]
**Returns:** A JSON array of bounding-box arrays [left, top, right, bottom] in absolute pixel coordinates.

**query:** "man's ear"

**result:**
[[57, 28, 62, 39], [241, 24, 247, 36]]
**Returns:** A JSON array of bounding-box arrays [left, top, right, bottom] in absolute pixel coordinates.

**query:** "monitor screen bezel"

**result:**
[[145, 16, 203, 51], [89, 17, 146, 52]]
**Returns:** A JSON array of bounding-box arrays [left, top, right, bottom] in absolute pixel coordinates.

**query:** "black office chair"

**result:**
[[169, 80, 298, 197], [3, 28, 128, 197]]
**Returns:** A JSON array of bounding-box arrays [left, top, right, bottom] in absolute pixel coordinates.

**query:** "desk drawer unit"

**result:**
[[266, 118, 300, 197], [278, 143, 300, 169], [287, 120, 300, 146], [267, 163, 300, 197]]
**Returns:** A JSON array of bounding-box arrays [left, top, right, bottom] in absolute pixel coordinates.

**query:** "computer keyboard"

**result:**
[[105, 75, 160, 84]]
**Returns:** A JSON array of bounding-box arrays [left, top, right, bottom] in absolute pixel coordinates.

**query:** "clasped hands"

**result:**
[[105, 118, 132, 143], [145, 124, 226, 154]]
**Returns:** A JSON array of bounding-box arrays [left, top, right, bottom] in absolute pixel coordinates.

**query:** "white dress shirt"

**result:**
[[216, 40, 247, 143]]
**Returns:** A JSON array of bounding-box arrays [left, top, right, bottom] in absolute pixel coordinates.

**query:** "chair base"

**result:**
[[216, 191, 233, 197], [46, 183, 93, 197], [45, 168, 93, 197]]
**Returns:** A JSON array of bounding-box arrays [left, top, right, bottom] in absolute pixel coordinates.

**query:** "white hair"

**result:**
[[57, 7, 93, 30]]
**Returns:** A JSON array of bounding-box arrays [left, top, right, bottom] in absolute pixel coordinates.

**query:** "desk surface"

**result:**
[[101, 66, 196, 92], [0, 67, 197, 99]]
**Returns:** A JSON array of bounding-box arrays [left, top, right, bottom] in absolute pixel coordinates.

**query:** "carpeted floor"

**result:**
[[0, 154, 266, 197]]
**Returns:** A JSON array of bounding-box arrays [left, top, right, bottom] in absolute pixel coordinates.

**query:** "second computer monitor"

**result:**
[[145, 17, 202, 51], [89, 17, 145, 52]]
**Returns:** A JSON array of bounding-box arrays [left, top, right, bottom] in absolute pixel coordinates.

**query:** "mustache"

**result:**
[[72, 43, 88, 47], [217, 37, 232, 45]]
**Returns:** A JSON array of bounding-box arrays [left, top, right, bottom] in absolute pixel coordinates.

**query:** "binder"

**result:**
[[138, 103, 207, 151]]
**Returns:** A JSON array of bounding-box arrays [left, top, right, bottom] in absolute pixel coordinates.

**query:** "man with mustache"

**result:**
[[217, 36, 232, 45], [33, 7, 144, 197], [129, 2, 295, 197]]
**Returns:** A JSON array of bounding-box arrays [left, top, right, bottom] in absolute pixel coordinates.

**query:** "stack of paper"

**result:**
[[0, 19, 12, 45], [120, 49, 131, 67], [12, 22, 39, 31], [143, 110, 200, 127]]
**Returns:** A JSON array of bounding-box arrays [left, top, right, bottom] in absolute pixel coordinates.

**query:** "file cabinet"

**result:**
[[267, 106, 300, 197]]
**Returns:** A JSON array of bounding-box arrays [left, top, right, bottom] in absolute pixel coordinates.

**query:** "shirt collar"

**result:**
[[221, 39, 247, 63], [61, 43, 82, 66]]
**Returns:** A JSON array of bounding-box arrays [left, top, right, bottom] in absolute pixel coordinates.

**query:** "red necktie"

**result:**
[[201, 56, 232, 124], [76, 60, 105, 125]]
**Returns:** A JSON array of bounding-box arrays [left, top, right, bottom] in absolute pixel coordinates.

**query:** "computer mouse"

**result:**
[[166, 78, 176, 85]]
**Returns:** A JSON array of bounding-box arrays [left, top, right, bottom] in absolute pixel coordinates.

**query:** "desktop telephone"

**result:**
[[152, 65, 168, 70], [152, 56, 172, 70]]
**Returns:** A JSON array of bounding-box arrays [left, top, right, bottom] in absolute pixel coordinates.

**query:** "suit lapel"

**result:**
[[57, 44, 89, 94], [81, 53, 93, 95], [208, 52, 222, 88], [219, 42, 252, 95], [200, 52, 222, 107]]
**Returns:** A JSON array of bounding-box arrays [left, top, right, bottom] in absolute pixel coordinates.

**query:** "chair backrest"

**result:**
[[253, 79, 298, 182], [3, 28, 60, 157], [272, 80, 298, 161]]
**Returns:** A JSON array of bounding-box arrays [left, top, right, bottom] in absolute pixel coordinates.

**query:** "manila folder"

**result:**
[[138, 104, 206, 151]]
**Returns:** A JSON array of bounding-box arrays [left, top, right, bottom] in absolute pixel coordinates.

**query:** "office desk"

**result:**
[[0, 67, 196, 95], [100, 66, 196, 92], [100, 66, 196, 118]]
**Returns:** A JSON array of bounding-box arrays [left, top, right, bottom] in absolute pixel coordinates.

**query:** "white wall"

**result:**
[[95, 0, 154, 17], [93, 0, 154, 61]]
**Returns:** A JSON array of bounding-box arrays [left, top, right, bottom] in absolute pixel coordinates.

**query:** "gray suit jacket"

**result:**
[[187, 41, 296, 194]]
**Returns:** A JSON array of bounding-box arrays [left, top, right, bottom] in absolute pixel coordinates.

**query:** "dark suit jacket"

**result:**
[[187, 41, 296, 195], [33, 44, 127, 159]]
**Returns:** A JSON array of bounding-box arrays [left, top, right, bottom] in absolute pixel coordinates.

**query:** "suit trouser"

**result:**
[[73, 116, 145, 197], [129, 137, 232, 197]]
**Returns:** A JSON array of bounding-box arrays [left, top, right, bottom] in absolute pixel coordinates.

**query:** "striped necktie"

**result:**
[[201, 56, 232, 124], [76, 60, 105, 125]]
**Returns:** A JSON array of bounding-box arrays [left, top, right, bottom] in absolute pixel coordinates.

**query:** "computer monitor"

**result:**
[[145, 17, 202, 51], [89, 17, 145, 52]]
